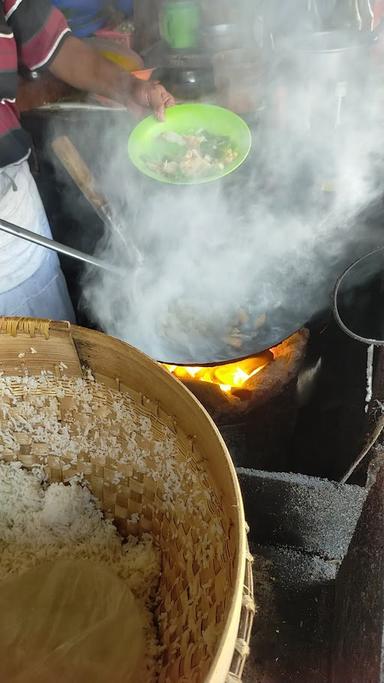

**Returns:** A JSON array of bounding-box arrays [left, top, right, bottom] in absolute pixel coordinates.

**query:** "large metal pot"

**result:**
[[290, 28, 377, 78], [271, 26, 383, 130]]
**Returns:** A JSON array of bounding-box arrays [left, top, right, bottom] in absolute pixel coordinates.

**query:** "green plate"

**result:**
[[128, 103, 252, 185]]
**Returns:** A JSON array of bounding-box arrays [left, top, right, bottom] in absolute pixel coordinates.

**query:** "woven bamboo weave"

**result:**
[[0, 318, 254, 682]]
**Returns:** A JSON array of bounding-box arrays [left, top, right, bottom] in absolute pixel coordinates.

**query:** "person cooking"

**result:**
[[0, 0, 174, 321]]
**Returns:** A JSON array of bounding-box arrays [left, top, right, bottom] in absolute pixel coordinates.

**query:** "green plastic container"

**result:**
[[128, 103, 252, 185], [159, 0, 200, 49]]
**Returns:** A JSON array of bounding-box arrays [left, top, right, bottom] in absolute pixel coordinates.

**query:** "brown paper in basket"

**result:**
[[0, 559, 146, 682]]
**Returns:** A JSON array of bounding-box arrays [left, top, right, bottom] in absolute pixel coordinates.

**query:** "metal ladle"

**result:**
[[0, 216, 123, 275]]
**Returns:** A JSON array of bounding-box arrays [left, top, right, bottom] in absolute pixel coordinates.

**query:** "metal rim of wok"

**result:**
[[333, 245, 384, 347], [156, 322, 311, 367]]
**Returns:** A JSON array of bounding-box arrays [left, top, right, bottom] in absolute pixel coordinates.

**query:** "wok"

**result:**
[[45, 121, 383, 366], [2, 199, 383, 367], [0, 215, 312, 364]]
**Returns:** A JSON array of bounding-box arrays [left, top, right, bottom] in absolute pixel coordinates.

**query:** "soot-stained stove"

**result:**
[[238, 326, 384, 682], [21, 106, 384, 682]]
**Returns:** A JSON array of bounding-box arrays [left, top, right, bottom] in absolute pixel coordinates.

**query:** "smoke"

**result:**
[[78, 9, 384, 364]]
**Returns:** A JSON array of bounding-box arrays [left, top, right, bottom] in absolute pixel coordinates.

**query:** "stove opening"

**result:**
[[162, 350, 273, 398]]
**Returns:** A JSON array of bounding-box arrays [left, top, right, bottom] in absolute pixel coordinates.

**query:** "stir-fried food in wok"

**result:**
[[144, 130, 239, 180]]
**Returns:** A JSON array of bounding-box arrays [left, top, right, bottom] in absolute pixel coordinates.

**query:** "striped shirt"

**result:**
[[0, 0, 70, 167]]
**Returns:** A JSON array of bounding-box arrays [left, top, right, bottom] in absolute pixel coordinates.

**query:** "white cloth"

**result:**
[[0, 160, 75, 322], [0, 160, 50, 293], [0, 249, 76, 321]]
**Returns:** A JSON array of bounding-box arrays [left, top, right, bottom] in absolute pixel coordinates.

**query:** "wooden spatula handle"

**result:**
[[51, 135, 108, 215]]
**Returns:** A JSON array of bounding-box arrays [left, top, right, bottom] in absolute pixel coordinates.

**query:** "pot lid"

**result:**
[[282, 29, 373, 54]]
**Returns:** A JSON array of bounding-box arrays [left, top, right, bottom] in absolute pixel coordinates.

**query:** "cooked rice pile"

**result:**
[[0, 369, 224, 552]]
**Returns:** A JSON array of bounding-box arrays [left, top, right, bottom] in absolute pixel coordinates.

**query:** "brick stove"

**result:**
[[239, 324, 384, 683], [162, 329, 309, 471]]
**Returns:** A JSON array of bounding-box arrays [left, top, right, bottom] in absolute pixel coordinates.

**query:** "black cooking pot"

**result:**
[[152, 65, 215, 100]]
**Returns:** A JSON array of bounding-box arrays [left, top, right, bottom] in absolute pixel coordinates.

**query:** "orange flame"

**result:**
[[162, 351, 274, 395]]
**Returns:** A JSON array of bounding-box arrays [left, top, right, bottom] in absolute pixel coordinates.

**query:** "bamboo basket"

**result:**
[[0, 318, 254, 683]]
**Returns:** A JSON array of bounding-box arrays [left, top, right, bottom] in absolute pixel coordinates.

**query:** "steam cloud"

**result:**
[[79, 8, 384, 364]]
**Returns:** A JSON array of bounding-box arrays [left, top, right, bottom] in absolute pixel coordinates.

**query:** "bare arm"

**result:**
[[48, 35, 174, 119]]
